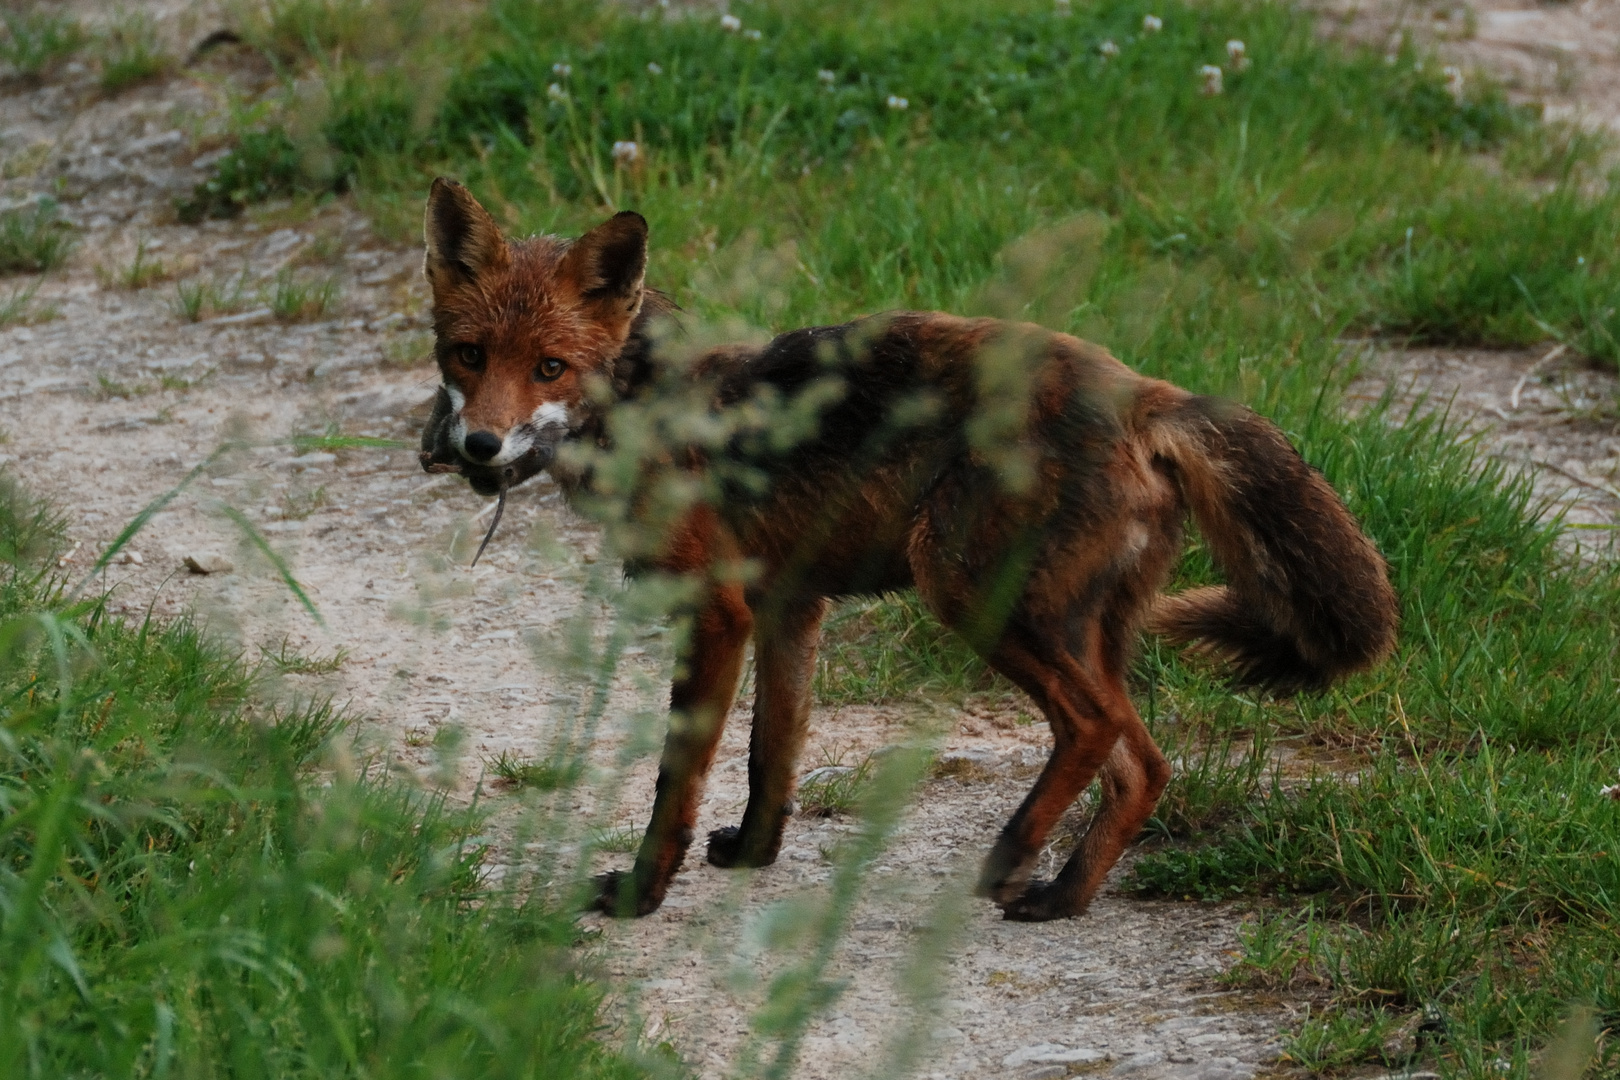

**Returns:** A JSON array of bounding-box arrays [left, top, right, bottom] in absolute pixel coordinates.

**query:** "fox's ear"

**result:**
[[561, 211, 648, 307], [423, 178, 509, 289]]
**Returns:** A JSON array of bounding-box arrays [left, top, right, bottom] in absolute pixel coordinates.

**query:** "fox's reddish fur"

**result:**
[[418, 179, 1399, 922]]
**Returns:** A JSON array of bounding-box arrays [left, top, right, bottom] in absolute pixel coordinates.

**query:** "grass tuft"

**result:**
[[0, 8, 84, 80], [259, 635, 348, 674], [489, 749, 584, 791], [269, 266, 339, 320], [0, 199, 72, 274], [797, 751, 877, 817], [96, 11, 170, 93]]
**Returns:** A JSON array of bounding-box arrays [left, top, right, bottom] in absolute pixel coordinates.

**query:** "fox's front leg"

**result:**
[[595, 584, 753, 917], [708, 598, 828, 869]]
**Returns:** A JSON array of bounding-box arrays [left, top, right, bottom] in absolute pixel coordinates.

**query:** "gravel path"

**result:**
[[2, 3, 1614, 1078]]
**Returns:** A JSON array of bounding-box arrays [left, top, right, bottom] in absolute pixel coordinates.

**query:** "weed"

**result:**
[[0, 9, 84, 79], [170, 269, 255, 321], [93, 372, 142, 400], [97, 11, 170, 93], [302, 227, 346, 263], [177, 129, 304, 221], [589, 826, 641, 854], [171, 276, 209, 320], [291, 432, 405, 452], [1285, 1007, 1409, 1071], [157, 369, 207, 392], [278, 483, 330, 519], [240, 0, 417, 67], [259, 634, 348, 674], [488, 749, 583, 791], [99, 237, 171, 289], [797, 750, 877, 817], [269, 267, 339, 320], [383, 329, 434, 367], [0, 199, 72, 274], [0, 279, 56, 325]]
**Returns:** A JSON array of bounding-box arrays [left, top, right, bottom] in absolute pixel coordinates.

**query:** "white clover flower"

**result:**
[[1384, 52, 1399, 66], [552, 62, 572, 78], [1443, 65, 1465, 102], [720, 13, 741, 31], [1142, 14, 1163, 32], [1602, 783, 1620, 801], [1099, 39, 1120, 58], [1054, 0, 1071, 16], [647, 61, 663, 75], [612, 140, 640, 165], [546, 82, 567, 103], [886, 94, 909, 110], [817, 68, 837, 85], [743, 27, 762, 41], [1226, 39, 1249, 72], [1200, 64, 1223, 95]]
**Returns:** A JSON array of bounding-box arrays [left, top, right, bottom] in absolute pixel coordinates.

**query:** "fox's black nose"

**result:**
[[463, 430, 502, 462]]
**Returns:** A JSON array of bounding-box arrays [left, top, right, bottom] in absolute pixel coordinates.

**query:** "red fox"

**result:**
[[417, 178, 1398, 921]]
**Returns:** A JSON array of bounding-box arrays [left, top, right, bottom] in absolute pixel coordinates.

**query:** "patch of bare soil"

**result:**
[[1310, 0, 1620, 139], [1349, 342, 1620, 556]]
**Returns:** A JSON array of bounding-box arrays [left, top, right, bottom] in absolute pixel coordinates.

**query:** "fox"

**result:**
[[416, 177, 1399, 922]]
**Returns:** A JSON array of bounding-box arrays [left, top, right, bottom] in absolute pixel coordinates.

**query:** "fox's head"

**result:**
[[417, 178, 651, 496]]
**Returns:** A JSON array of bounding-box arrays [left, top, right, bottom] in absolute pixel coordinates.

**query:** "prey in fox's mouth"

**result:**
[[417, 384, 558, 497]]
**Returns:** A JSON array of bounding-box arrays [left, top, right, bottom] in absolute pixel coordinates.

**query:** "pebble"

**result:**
[[1003, 1043, 1108, 1067], [1112, 1050, 1165, 1073], [182, 553, 233, 575]]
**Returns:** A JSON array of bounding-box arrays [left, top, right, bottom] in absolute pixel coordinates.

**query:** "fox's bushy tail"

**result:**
[[1146, 395, 1398, 694]]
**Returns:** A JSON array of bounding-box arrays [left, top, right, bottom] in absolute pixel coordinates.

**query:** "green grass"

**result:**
[[97, 237, 171, 290], [0, 473, 646, 1078], [168, 0, 1620, 1073], [489, 749, 585, 791], [0, 8, 84, 80], [269, 266, 340, 320], [95, 11, 169, 94], [0, 200, 72, 275]]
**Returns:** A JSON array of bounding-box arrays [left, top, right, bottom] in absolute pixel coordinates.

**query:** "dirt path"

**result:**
[[1, 4, 1613, 1079]]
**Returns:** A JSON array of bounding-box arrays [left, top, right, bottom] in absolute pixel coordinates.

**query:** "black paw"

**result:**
[[706, 825, 780, 868], [997, 879, 1082, 922], [589, 870, 663, 918], [706, 826, 744, 867]]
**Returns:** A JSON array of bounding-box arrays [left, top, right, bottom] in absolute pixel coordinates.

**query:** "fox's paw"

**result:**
[[997, 879, 1083, 922], [705, 825, 780, 869], [590, 870, 663, 918], [974, 852, 1035, 906]]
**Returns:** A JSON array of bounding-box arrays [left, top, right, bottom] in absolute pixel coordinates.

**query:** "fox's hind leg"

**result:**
[[969, 626, 1134, 915], [707, 598, 828, 869], [1000, 691, 1169, 921], [595, 583, 753, 917], [988, 572, 1173, 920]]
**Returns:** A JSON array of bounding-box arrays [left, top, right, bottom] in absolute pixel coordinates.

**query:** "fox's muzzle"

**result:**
[[419, 385, 555, 496]]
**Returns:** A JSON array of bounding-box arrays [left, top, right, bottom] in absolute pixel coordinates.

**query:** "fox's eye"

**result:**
[[535, 357, 567, 382], [452, 344, 486, 372]]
